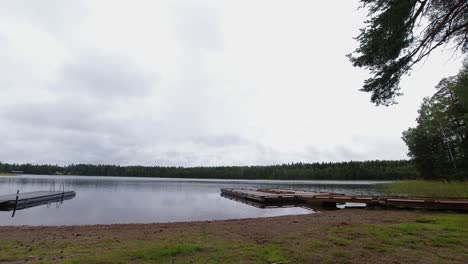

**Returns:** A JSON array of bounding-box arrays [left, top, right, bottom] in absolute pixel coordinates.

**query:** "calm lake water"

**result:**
[[0, 175, 389, 226]]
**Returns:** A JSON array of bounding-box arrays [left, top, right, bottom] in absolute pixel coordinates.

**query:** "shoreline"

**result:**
[[0, 212, 318, 228], [0, 208, 464, 229], [4, 173, 394, 182], [1, 208, 422, 232]]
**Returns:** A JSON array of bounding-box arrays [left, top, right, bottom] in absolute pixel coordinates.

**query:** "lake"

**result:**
[[0, 175, 389, 226]]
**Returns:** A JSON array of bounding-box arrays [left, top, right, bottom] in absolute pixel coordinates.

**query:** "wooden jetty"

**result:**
[[0, 191, 76, 211], [221, 192, 304, 209], [221, 188, 339, 203], [220, 188, 468, 211]]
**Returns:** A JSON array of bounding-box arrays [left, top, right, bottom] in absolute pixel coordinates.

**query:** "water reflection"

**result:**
[[0, 175, 388, 226]]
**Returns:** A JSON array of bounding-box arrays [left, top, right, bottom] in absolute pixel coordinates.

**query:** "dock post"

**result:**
[[60, 183, 65, 203], [11, 190, 19, 217]]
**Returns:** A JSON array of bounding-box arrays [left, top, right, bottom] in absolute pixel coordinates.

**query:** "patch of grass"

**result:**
[[0, 172, 15, 176], [58, 239, 288, 264], [431, 236, 462, 247], [308, 239, 326, 249], [395, 222, 432, 235], [0, 241, 50, 263], [328, 236, 350, 246], [384, 180, 468, 198], [332, 249, 351, 258], [414, 217, 436, 224], [131, 244, 204, 260], [311, 214, 467, 263], [363, 243, 390, 253]]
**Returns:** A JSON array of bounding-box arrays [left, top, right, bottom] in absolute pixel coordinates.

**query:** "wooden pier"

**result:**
[[220, 188, 468, 211], [0, 191, 76, 211], [221, 193, 299, 209]]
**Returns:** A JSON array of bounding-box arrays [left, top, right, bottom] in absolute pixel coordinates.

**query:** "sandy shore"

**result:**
[[0, 209, 420, 236]]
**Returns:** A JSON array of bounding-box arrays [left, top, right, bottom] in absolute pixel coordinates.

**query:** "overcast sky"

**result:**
[[0, 0, 464, 166]]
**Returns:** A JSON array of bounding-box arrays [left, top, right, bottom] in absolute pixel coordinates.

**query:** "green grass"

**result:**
[[384, 180, 468, 198], [55, 240, 287, 264], [130, 244, 204, 261], [0, 172, 15, 176], [289, 213, 468, 263], [320, 214, 468, 262]]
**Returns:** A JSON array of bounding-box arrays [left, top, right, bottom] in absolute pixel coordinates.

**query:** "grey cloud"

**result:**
[[3, 100, 117, 135], [0, 100, 162, 165], [58, 52, 158, 98], [175, 5, 222, 51], [0, 127, 142, 165], [304, 145, 358, 162], [304, 143, 404, 162], [149, 144, 281, 167], [332, 146, 367, 161], [0, 46, 162, 158], [193, 134, 253, 148], [0, 0, 86, 37], [152, 151, 200, 167]]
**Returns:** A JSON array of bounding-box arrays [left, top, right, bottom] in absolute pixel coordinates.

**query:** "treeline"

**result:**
[[0, 160, 418, 180], [403, 63, 468, 180]]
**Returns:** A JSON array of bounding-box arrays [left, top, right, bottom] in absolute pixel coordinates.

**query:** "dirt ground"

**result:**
[[0, 209, 466, 263], [0, 209, 419, 241]]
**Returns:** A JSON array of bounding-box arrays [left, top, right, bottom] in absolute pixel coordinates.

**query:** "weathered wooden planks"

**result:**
[[220, 188, 468, 211], [220, 188, 339, 203]]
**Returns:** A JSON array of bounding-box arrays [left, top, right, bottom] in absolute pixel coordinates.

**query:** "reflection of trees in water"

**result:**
[[0, 176, 385, 195]]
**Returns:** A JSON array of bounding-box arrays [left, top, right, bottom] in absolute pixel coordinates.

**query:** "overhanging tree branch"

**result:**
[[349, 0, 468, 106]]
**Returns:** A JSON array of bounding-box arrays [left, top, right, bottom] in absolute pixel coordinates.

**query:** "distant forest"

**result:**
[[0, 160, 418, 180]]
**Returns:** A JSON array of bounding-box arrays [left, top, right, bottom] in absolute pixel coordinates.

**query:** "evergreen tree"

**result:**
[[349, 0, 467, 105]]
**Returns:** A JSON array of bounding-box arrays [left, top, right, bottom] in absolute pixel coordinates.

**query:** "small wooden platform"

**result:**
[[221, 193, 300, 209], [220, 188, 468, 211], [0, 191, 76, 211], [221, 188, 303, 202]]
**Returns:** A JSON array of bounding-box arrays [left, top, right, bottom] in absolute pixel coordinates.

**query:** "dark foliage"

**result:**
[[0, 160, 418, 180], [349, 0, 468, 105], [403, 63, 468, 179]]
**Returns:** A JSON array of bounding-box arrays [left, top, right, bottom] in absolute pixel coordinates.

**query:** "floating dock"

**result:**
[[221, 192, 306, 209], [0, 191, 76, 211], [221, 188, 339, 203], [220, 188, 468, 211]]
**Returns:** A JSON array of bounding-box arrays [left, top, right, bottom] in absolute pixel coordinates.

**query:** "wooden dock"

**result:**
[[221, 193, 300, 209], [0, 191, 76, 211], [220, 188, 468, 211]]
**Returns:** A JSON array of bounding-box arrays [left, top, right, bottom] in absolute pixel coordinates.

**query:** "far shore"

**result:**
[[3, 173, 393, 182]]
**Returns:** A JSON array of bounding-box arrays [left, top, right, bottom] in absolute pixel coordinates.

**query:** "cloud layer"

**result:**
[[0, 0, 464, 166]]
